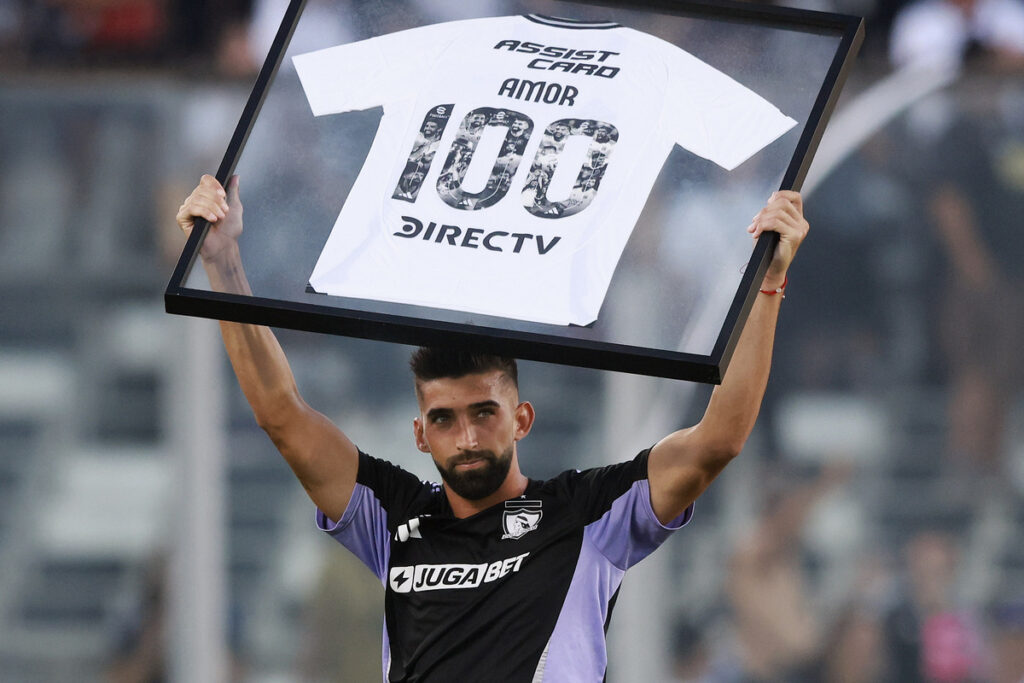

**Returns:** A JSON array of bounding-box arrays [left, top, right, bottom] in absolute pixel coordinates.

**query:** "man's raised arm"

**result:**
[[647, 191, 809, 524], [176, 174, 358, 522]]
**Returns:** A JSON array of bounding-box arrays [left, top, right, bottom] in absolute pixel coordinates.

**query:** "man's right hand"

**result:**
[[176, 174, 243, 262]]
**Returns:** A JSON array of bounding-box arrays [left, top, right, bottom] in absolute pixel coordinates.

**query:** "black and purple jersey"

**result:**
[[315, 448, 692, 682]]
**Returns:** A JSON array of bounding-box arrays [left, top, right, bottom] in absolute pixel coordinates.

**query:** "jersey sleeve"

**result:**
[[292, 19, 468, 115], [315, 450, 427, 582], [564, 449, 693, 570], [659, 42, 797, 171]]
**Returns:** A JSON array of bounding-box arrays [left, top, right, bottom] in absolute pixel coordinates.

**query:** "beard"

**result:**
[[435, 445, 514, 501]]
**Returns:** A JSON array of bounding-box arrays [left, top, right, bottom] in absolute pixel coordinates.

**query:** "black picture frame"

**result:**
[[165, 0, 863, 383]]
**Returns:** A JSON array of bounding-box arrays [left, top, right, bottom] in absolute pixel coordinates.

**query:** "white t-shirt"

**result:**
[[294, 14, 796, 326]]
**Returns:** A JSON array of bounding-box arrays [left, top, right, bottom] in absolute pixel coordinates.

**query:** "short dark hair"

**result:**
[[409, 347, 518, 391]]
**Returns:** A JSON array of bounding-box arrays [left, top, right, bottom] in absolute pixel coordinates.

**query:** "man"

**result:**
[[177, 174, 808, 681], [394, 120, 443, 199], [534, 122, 570, 167], [451, 111, 487, 150], [506, 116, 532, 154]]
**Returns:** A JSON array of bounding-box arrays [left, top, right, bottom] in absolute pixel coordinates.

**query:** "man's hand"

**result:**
[[747, 190, 809, 290], [176, 174, 242, 262]]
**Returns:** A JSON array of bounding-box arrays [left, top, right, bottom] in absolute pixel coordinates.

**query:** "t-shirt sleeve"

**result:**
[[565, 449, 693, 571], [292, 19, 468, 115], [314, 451, 426, 582], [660, 43, 797, 171]]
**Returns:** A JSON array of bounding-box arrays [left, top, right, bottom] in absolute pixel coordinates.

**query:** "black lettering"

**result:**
[[461, 227, 483, 248], [572, 63, 598, 76], [483, 231, 507, 252], [494, 39, 519, 51], [394, 216, 422, 238], [596, 50, 620, 62], [550, 61, 574, 73], [500, 80, 575, 107], [442, 568, 463, 586], [542, 83, 562, 104], [462, 567, 480, 585], [510, 233, 533, 253], [519, 41, 543, 54], [596, 66, 620, 78], [436, 224, 461, 245], [573, 50, 595, 61], [541, 46, 568, 58], [536, 235, 561, 254], [528, 58, 552, 70], [423, 221, 437, 241], [516, 79, 544, 102]]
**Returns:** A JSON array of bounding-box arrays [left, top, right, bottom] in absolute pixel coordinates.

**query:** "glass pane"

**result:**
[[179, 0, 849, 370]]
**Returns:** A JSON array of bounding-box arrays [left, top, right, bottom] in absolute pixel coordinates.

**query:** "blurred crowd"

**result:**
[[669, 473, 1024, 683], [1, 0, 1008, 75], [0, 0, 255, 74], [2, 0, 1024, 682]]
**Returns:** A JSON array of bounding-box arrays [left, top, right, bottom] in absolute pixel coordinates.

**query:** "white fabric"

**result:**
[[294, 14, 796, 325]]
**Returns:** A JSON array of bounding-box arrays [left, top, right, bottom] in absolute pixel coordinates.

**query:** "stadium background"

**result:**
[[1, 0, 1023, 680]]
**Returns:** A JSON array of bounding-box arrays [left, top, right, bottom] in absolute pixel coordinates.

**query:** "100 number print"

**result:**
[[392, 104, 619, 219]]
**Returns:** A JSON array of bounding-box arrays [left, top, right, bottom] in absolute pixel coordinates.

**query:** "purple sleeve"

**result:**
[[585, 478, 693, 570], [315, 482, 392, 583], [313, 451, 427, 582]]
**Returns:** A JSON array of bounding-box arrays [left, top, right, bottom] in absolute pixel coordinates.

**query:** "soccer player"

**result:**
[[393, 120, 443, 200], [451, 112, 487, 150], [551, 121, 571, 142], [177, 174, 808, 681], [407, 121, 442, 166], [504, 116, 532, 157], [535, 121, 570, 160]]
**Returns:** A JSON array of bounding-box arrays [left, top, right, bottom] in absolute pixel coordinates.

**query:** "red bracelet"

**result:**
[[759, 275, 788, 297]]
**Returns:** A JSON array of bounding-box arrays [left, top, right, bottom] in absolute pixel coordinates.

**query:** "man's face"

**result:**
[[423, 121, 439, 137], [413, 371, 531, 501], [595, 126, 611, 142], [552, 124, 569, 140], [511, 119, 528, 136], [469, 113, 487, 129]]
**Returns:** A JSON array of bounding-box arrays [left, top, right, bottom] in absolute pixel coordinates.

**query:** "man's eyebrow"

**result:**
[[469, 400, 501, 410], [426, 400, 500, 419]]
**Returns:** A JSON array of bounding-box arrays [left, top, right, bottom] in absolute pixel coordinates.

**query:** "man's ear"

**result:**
[[514, 401, 535, 441], [413, 417, 431, 453]]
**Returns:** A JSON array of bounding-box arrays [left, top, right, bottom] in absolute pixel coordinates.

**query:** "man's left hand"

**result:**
[[747, 190, 809, 290]]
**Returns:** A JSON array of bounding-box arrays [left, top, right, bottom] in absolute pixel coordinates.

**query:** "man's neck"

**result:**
[[445, 470, 529, 519]]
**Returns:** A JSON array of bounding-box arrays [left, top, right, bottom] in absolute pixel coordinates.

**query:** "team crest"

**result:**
[[502, 500, 543, 540]]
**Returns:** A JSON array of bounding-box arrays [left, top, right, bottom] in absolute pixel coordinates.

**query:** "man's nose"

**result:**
[[455, 419, 479, 450]]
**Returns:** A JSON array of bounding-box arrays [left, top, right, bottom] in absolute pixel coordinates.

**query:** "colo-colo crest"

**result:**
[[502, 499, 543, 540]]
